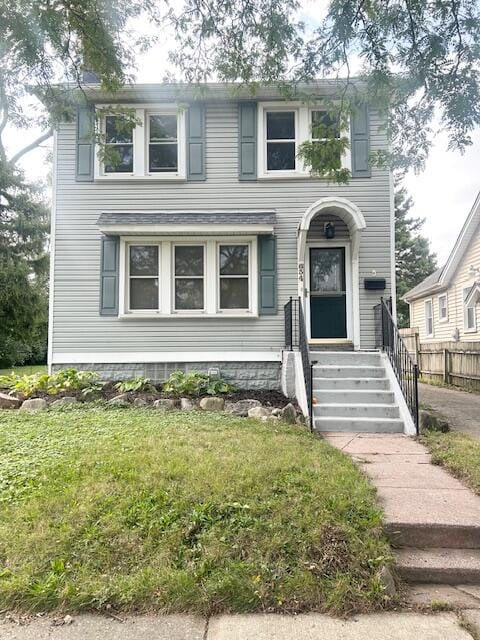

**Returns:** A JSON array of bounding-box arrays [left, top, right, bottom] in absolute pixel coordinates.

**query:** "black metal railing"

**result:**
[[375, 297, 419, 434], [284, 296, 315, 429]]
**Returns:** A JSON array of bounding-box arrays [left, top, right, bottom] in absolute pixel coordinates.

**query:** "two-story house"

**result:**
[[48, 81, 415, 433]]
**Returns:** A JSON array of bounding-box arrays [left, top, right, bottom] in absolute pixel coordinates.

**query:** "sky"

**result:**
[[4, 1, 480, 266]]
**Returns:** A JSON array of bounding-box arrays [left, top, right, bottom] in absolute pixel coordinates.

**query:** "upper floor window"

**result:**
[[148, 114, 178, 173], [104, 116, 134, 174], [311, 110, 342, 168], [266, 111, 296, 171]]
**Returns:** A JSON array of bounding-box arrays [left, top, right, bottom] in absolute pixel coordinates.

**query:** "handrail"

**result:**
[[284, 296, 315, 429], [375, 297, 419, 434]]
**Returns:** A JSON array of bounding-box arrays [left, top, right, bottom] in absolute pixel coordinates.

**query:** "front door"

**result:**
[[309, 247, 347, 339]]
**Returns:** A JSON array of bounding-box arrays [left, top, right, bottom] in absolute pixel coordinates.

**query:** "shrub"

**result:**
[[114, 377, 156, 393], [162, 371, 234, 397], [0, 368, 101, 397]]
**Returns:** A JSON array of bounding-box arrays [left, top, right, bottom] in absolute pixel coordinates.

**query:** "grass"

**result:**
[[0, 364, 47, 376], [421, 430, 480, 495], [0, 406, 391, 615]]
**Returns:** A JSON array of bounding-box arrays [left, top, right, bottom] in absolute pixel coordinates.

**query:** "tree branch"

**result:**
[[8, 128, 53, 165]]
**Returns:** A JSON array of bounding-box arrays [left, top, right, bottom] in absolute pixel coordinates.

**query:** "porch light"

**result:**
[[324, 222, 335, 239]]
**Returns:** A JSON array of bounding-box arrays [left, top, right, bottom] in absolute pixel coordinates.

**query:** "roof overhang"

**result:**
[[97, 210, 276, 236]]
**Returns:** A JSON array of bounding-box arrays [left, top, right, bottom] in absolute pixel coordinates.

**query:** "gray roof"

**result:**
[[97, 210, 276, 227], [403, 267, 444, 300]]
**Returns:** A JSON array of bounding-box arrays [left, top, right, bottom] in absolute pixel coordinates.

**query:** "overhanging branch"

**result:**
[[8, 128, 53, 165]]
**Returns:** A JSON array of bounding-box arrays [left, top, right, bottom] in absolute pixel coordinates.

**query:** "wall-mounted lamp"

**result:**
[[324, 222, 335, 240]]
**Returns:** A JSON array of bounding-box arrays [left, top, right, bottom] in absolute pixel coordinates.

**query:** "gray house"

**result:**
[[49, 81, 416, 433]]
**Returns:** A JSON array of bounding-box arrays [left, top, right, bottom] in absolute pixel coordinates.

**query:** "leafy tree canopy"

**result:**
[[395, 185, 437, 328]]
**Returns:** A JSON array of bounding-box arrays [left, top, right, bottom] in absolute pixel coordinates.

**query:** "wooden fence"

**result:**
[[399, 328, 480, 391]]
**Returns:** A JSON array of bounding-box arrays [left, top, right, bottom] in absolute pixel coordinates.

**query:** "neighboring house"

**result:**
[[404, 191, 480, 343], [49, 79, 405, 430]]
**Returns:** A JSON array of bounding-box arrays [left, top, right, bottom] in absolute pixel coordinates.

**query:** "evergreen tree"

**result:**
[[395, 186, 437, 328]]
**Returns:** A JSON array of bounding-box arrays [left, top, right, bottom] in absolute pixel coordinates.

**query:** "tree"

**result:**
[[0, 162, 49, 367], [395, 186, 437, 328]]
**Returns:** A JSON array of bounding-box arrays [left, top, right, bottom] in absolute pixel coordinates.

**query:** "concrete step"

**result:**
[[314, 377, 391, 391], [314, 417, 404, 433], [312, 365, 386, 379], [313, 389, 395, 405], [385, 523, 480, 550], [395, 548, 480, 584], [314, 403, 400, 419], [314, 351, 382, 366]]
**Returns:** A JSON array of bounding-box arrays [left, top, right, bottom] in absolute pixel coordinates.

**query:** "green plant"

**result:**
[[162, 371, 234, 397], [0, 368, 101, 398], [114, 377, 156, 393]]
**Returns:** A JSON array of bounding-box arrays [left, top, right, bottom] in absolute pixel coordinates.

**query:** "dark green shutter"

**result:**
[[187, 104, 206, 180], [76, 105, 95, 181], [100, 236, 119, 316], [350, 103, 371, 178], [238, 102, 257, 180], [258, 235, 276, 315]]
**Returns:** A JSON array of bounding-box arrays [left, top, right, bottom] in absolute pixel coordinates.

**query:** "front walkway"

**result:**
[[419, 382, 480, 440], [0, 612, 476, 639]]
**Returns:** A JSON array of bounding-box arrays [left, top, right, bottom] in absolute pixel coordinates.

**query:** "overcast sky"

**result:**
[[4, 1, 479, 266]]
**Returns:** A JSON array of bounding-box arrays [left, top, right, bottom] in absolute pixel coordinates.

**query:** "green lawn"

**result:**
[[0, 406, 391, 615], [0, 364, 47, 376], [421, 431, 480, 495]]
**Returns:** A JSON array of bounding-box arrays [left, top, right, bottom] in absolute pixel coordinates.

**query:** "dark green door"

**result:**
[[309, 247, 347, 339]]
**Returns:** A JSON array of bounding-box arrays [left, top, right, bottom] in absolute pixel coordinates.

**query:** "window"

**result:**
[[148, 114, 178, 173], [311, 110, 342, 168], [266, 111, 296, 171], [104, 115, 134, 173], [438, 294, 448, 322], [219, 244, 249, 309], [174, 245, 204, 310], [425, 299, 433, 337], [128, 245, 159, 310], [464, 287, 476, 331]]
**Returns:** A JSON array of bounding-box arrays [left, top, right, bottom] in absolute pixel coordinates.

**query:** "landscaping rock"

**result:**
[[0, 392, 21, 409], [378, 566, 397, 598], [133, 397, 149, 407], [199, 396, 225, 412], [108, 394, 130, 406], [281, 403, 297, 424], [261, 415, 280, 423], [20, 398, 47, 411], [153, 398, 176, 411], [247, 406, 271, 419], [420, 409, 450, 433], [180, 397, 196, 411], [227, 399, 262, 417], [50, 396, 77, 408], [82, 390, 100, 402], [271, 407, 283, 417]]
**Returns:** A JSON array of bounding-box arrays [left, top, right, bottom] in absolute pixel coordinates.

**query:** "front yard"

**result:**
[[0, 406, 390, 615]]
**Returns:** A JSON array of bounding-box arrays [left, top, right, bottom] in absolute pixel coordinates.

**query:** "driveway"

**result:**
[[419, 382, 480, 439]]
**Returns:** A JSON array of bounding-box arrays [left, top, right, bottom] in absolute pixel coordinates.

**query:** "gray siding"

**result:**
[[52, 102, 391, 357]]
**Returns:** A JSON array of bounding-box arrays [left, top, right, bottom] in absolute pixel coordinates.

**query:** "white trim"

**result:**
[[47, 130, 58, 374], [51, 351, 282, 364], [424, 298, 434, 337], [438, 293, 448, 323], [380, 353, 416, 436], [305, 241, 353, 342], [463, 284, 477, 332], [389, 168, 397, 319], [98, 224, 274, 235]]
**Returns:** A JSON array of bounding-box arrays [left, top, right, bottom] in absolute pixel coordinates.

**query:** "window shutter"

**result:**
[[350, 103, 371, 178], [238, 102, 257, 180], [100, 236, 119, 316], [76, 105, 95, 182], [187, 104, 206, 180], [258, 235, 277, 315]]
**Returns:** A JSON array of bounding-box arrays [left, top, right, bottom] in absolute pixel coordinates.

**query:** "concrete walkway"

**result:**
[[419, 382, 480, 439], [0, 612, 477, 640]]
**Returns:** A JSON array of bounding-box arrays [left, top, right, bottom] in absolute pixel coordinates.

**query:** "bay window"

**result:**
[[219, 244, 249, 310]]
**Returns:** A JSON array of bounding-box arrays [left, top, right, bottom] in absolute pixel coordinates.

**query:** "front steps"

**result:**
[[312, 351, 404, 433]]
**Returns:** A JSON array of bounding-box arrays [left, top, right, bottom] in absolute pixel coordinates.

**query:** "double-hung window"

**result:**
[[464, 287, 476, 331], [148, 114, 178, 173], [425, 299, 433, 337], [219, 244, 250, 310], [265, 111, 296, 171], [438, 294, 448, 322], [128, 245, 159, 311], [174, 245, 205, 311], [104, 115, 134, 173], [311, 110, 342, 169]]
